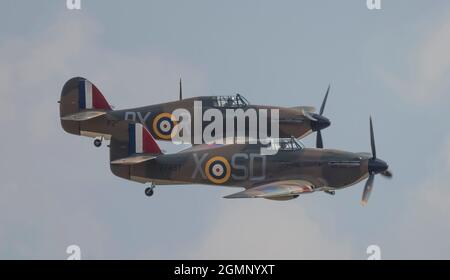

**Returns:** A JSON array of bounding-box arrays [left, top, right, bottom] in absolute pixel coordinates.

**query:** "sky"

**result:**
[[0, 0, 450, 259]]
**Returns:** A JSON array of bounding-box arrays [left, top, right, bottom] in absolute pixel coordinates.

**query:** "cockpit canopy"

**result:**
[[267, 137, 305, 151], [211, 94, 250, 108]]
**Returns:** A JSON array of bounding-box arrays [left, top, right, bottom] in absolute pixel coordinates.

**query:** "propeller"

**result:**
[[316, 130, 324, 149], [310, 85, 331, 148], [381, 170, 393, 178], [360, 117, 393, 206]]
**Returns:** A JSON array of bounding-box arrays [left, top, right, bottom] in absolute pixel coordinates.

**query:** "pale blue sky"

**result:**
[[0, 0, 450, 259]]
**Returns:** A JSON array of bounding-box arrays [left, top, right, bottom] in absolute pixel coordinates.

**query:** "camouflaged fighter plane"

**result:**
[[59, 77, 331, 148], [108, 118, 392, 205]]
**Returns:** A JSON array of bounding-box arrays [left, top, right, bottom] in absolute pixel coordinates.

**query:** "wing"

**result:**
[[224, 180, 315, 199], [61, 110, 106, 121]]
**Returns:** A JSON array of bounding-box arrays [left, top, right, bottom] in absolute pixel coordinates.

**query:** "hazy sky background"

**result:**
[[1, 0, 450, 259]]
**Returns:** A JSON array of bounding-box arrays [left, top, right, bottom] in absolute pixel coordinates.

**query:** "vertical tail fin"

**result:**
[[128, 123, 162, 155], [60, 77, 112, 135], [77, 78, 111, 111], [110, 123, 162, 166]]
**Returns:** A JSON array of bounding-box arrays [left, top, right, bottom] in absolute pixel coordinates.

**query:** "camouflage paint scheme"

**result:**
[[60, 77, 390, 202], [107, 121, 375, 201]]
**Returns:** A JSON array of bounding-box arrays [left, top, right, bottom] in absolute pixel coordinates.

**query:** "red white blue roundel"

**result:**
[[211, 162, 226, 178], [159, 119, 172, 133], [205, 156, 231, 184], [152, 113, 176, 140]]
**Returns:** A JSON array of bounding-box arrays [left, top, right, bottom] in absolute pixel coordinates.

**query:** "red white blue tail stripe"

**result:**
[[79, 80, 111, 110], [128, 123, 162, 155]]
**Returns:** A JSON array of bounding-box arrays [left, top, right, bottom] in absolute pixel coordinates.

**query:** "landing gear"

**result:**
[[145, 183, 155, 197], [145, 188, 154, 197], [324, 190, 335, 196], [94, 137, 103, 147]]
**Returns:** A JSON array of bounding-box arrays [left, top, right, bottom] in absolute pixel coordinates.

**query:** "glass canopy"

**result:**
[[212, 94, 249, 108]]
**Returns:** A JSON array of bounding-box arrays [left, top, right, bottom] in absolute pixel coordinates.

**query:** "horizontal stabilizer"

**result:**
[[224, 180, 314, 199], [110, 154, 157, 165], [61, 110, 106, 121]]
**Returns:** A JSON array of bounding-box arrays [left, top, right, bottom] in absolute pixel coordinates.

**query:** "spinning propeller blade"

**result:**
[[360, 117, 392, 206]]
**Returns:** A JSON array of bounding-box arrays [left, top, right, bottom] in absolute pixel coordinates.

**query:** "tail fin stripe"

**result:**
[[127, 123, 162, 155], [92, 84, 111, 110], [78, 80, 86, 109], [135, 123, 143, 153], [143, 124, 162, 154], [85, 81, 93, 109], [128, 124, 136, 155], [78, 79, 111, 110], [143, 128, 159, 154]]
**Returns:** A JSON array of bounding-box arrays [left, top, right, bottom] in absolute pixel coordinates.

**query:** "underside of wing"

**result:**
[[224, 180, 315, 200], [61, 110, 106, 121]]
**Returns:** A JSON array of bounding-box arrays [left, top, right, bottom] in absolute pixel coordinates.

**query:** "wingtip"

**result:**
[[223, 191, 255, 199], [223, 194, 247, 199]]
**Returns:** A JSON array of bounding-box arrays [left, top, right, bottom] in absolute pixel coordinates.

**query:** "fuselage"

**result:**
[[114, 143, 371, 191], [108, 96, 316, 143]]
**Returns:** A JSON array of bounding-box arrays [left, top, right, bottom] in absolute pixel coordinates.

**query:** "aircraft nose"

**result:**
[[368, 158, 389, 174], [310, 114, 331, 131]]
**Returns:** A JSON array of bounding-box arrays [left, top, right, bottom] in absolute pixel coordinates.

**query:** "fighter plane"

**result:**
[[108, 117, 392, 205], [59, 77, 331, 148]]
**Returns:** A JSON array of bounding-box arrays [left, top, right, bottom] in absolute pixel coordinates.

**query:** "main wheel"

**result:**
[[94, 138, 102, 147], [325, 190, 335, 196], [145, 187, 154, 197]]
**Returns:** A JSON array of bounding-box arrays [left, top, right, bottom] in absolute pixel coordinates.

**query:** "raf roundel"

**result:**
[[205, 156, 231, 184], [152, 113, 177, 140]]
